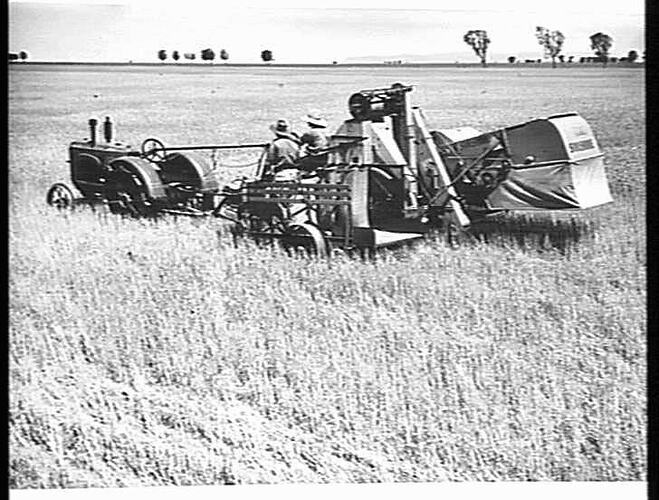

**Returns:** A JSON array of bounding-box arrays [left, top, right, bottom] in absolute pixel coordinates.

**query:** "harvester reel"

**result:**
[[141, 138, 167, 162], [46, 183, 75, 209]]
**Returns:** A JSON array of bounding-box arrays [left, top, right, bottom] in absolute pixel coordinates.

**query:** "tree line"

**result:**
[[157, 49, 273, 63], [7, 29, 641, 66], [464, 28, 640, 67], [8, 51, 29, 62]]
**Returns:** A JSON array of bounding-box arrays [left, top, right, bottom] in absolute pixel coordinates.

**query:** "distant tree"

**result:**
[[558, 54, 565, 63], [332, 60, 338, 65], [201, 48, 216, 62], [8, 53, 19, 62], [535, 26, 565, 68], [261, 49, 273, 63], [507, 56, 516, 63], [463, 30, 490, 67], [220, 49, 229, 61], [172, 50, 180, 62], [627, 50, 638, 63], [19, 50, 28, 62], [590, 32, 613, 67], [568, 55, 574, 63], [157, 49, 167, 62]]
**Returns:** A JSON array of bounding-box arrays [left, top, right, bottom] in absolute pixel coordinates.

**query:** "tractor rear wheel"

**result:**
[[107, 157, 164, 217], [110, 174, 156, 217], [46, 183, 75, 209]]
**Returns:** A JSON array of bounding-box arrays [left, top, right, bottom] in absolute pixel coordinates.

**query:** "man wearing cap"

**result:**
[[299, 111, 329, 172], [265, 118, 301, 178]]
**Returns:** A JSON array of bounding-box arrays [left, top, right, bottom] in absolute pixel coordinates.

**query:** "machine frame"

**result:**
[[47, 83, 612, 255]]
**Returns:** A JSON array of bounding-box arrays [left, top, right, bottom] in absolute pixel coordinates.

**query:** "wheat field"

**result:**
[[8, 64, 646, 487]]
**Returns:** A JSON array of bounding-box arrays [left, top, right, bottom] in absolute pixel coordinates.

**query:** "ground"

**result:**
[[8, 64, 646, 486]]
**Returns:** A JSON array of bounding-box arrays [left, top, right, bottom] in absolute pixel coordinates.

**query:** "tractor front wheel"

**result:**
[[46, 183, 75, 209]]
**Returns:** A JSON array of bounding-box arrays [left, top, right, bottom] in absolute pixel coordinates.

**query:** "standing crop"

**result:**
[[8, 64, 646, 487]]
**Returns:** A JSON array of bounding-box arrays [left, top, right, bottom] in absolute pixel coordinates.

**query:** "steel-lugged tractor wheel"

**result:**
[[110, 173, 154, 217], [46, 183, 75, 209], [282, 223, 328, 257], [107, 157, 166, 217]]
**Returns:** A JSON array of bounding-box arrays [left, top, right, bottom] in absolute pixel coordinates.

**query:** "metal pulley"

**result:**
[[347, 83, 413, 122]]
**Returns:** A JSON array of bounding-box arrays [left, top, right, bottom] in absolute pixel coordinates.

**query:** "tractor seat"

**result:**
[[167, 182, 196, 193], [222, 178, 246, 194]]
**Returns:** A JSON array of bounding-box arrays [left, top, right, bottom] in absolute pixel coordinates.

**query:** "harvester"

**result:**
[[47, 83, 612, 255]]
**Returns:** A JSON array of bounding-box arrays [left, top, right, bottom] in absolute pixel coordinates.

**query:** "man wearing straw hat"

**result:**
[[300, 111, 329, 152], [299, 111, 330, 172], [264, 118, 301, 179]]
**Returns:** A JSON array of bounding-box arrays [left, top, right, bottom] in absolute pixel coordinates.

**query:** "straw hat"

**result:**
[[269, 118, 297, 140], [301, 111, 328, 128]]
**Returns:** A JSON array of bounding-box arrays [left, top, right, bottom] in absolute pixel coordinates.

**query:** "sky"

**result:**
[[8, 0, 645, 63]]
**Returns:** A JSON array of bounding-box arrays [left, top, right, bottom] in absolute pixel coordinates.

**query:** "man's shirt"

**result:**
[[266, 136, 300, 168], [300, 129, 329, 153]]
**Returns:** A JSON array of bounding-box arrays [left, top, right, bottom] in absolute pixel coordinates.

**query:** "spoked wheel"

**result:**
[[282, 222, 329, 257], [46, 183, 75, 209]]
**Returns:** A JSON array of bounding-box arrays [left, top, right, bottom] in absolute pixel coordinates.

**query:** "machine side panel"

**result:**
[[329, 121, 370, 165], [69, 142, 135, 197], [433, 127, 482, 145], [549, 114, 613, 208], [486, 163, 579, 210], [370, 122, 407, 166], [504, 119, 567, 164], [486, 115, 612, 210], [346, 168, 371, 228]]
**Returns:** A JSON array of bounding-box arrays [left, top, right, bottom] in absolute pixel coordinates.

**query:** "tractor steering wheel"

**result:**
[[141, 138, 167, 162]]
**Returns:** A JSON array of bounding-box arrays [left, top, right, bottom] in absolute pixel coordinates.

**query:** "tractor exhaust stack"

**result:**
[[103, 116, 113, 143], [88, 118, 98, 146]]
